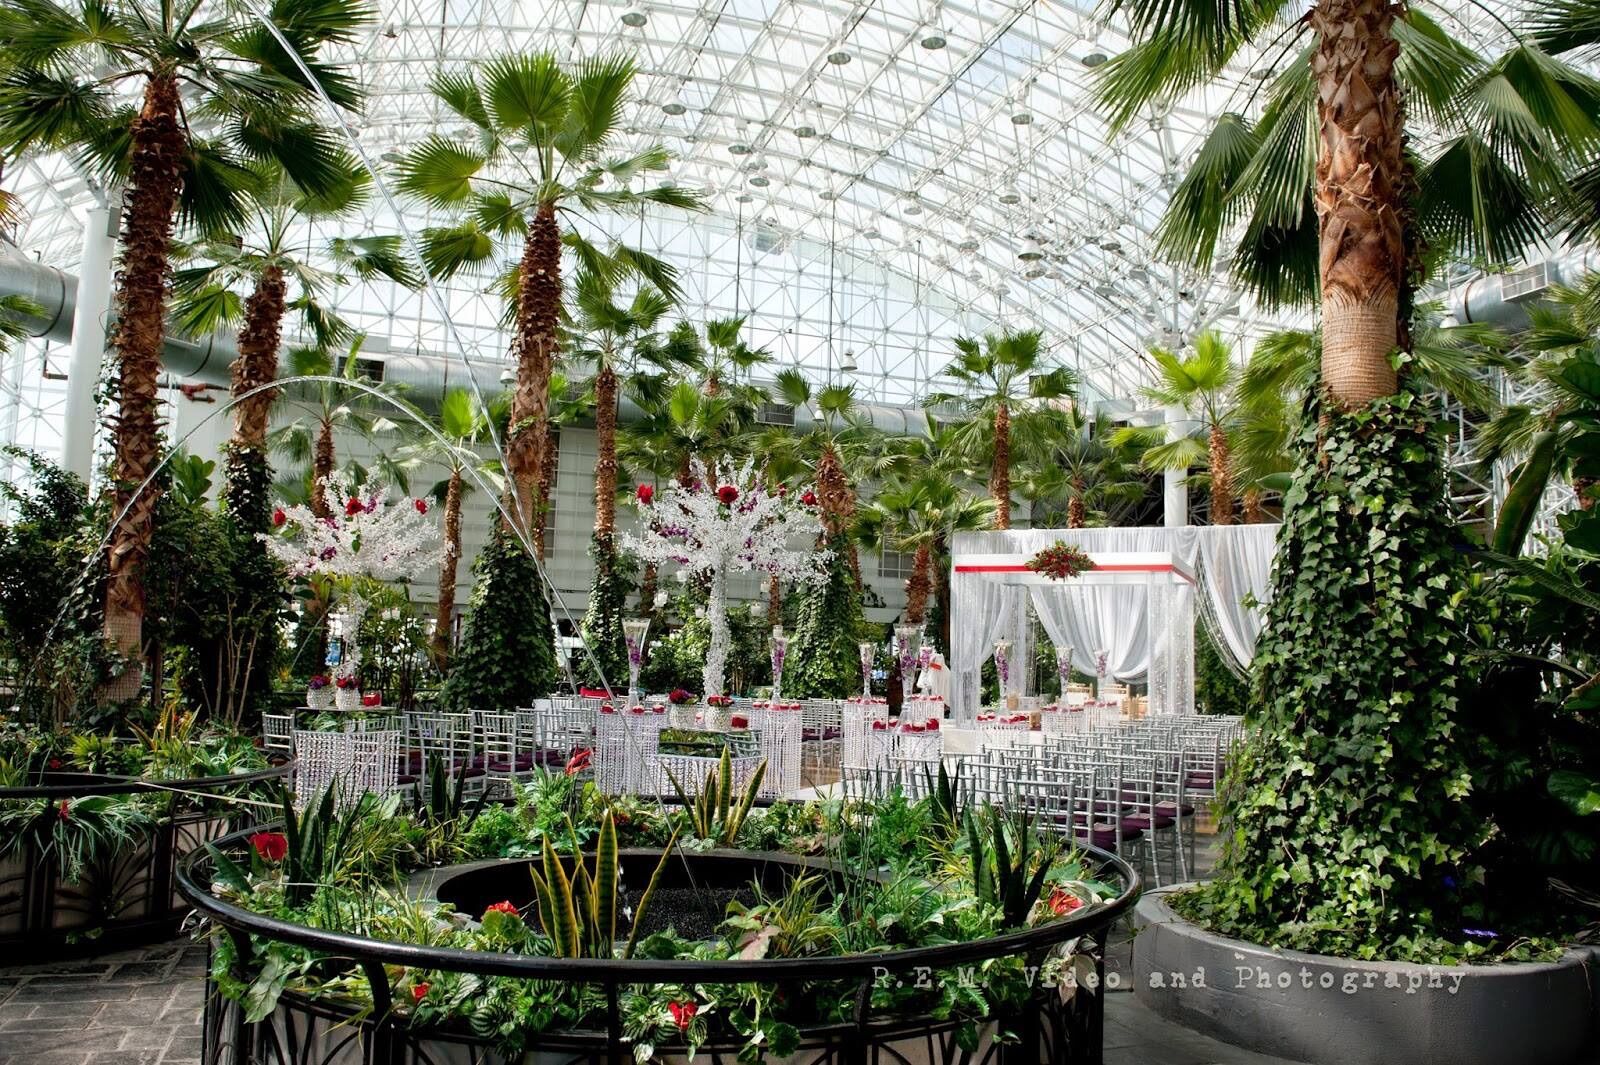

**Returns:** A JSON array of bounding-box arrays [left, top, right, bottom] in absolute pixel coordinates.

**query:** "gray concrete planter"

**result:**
[[1133, 887, 1599, 1065]]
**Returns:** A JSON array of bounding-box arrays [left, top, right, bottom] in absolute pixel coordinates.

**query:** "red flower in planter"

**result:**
[[800, 490, 817, 507], [484, 900, 520, 918], [271, 507, 287, 527], [411, 983, 429, 1003], [637, 484, 654, 505], [48, 758, 62, 770], [414, 498, 428, 514], [251, 832, 288, 863], [58, 799, 71, 820], [1046, 888, 1083, 917], [565, 749, 593, 776], [716, 484, 739, 506], [668, 1000, 698, 1031], [344, 496, 363, 517]]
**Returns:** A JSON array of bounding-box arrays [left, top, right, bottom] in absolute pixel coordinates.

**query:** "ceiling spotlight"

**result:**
[[736, 192, 754, 203], [749, 175, 770, 187], [749, 155, 769, 171], [498, 367, 515, 384], [921, 27, 947, 49], [1127, 266, 1149, 282], [904, 202, 922, 215], [1018, 236, 1044, 262], [729, 142, 752, 155], [826, 50, 852, 65], [957, 229, 979, 251], [967, 268, 982, 282], [382, 23, 397, 38], [1082, 52, 1109, 67], [1010, 103, 1033, 125], [1099, 237, 1122, 252], [998, 185, 1022, 205], [620, 4, 647, 27], [819, 189, 837, 200], [795, 123, 816, 137], [380, 149, 404, 164], [662, 100, 686, 115], [840, 349, 858, 372], [1094, 282, 1117, 298], [1024, 265, 1045, 280], [864, 227, 881, 239]]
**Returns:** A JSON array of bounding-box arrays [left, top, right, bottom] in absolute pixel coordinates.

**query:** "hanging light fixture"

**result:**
[[620, 4, 647, 27], [999, 182, 1022, 205], [958, 226, 980, 252], [920, 0, 948, 49], [1018, 236, 1044, 262], [840, 349, 858, 372], [662, 99, 686, 115]]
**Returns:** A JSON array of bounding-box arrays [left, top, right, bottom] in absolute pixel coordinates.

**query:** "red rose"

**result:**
[[484, 900, 520, 918], [668, 1000, 697, 1031], [251, 832, 288, 863], [271, 507, 286, 527], [411, 982, 429, 1003], [800, 490, 817, 506], [58, 799, 71, 820], [414, 498, 428, 514], [716, 484, 739, 505], [344, 497, 363, 516], [637, 484, 654, 505], [48, 758, 61, 770]]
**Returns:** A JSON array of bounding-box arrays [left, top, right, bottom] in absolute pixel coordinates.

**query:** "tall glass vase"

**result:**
[[858, 642, 876, 700], [894, 624, 922, 710], [1093, 647, 1110, 703], [770, 626, 788, 703], [993, 639, 1013, 710], [1055, 644, 1075, 703], [622, 618, 651, 709]]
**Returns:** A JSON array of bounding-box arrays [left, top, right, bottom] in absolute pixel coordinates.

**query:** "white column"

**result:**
[[62, 201, 117, 483], [1163, 403, 1189, 528]]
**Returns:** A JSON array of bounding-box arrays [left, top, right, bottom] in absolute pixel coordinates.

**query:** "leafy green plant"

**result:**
[[964, 806, 1061, 929], [664, 748, 766, 846], [927, 761, 967, 838], [410, 756, 489, 863], [720, 873, 841, 960], [0, 793, 156, 883], [527, 810, 679, 959], [439, 523, 558, 714]]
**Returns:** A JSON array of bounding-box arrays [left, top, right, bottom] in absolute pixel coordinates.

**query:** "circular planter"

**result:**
[[181, 830, 1143, 1065], [1133, 887, 1599, 1065], [0, 765, 286, 957]]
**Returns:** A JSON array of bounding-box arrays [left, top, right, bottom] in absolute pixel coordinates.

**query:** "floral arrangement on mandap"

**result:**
[[1025, 540, 1095, 581]]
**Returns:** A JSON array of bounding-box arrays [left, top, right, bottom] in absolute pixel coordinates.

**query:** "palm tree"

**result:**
[[396, 388, 505, 667], [395, 52, 701, 541], [171, 161, 419, 533], [1477, 279, 1600, 552], [0, 0, 370, 699], [925, 329, 1076, 529], [1097, 1, 1598, 409], [858, 472, 993, 625], [699, 315, 771, 398], [1125, 331, 1241, 525], [1017, 410, 1147, 528], [768, 369, 872, 547]]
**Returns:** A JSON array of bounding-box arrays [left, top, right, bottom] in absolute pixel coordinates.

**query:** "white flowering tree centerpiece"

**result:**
[[263, 473, 440, 699], [625, 459, 825, 698]]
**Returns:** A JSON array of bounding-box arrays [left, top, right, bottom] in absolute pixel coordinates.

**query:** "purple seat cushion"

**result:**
[[823, 727, 841, 740], [1122, 813, 1174, 832], [487, 754, 536, 773], [1156, 800, 1196, 817], [396, 773, 417, 786]]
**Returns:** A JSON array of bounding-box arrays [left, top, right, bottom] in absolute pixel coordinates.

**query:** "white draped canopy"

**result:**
[[947, 525, 1279, 721]]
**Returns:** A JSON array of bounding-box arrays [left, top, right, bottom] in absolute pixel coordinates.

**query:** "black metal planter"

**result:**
[[179, 830, 1141, 1065], [0, 766, 286, 957]]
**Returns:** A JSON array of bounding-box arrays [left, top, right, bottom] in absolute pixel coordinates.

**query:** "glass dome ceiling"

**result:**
[[0, 0, 1534, 447]]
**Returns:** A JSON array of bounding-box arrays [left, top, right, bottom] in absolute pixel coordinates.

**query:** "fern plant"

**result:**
[[664, 749, 767, 846], [528, 810, 679, 959]]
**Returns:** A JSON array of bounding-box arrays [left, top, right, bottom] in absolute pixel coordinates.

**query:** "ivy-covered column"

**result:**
[[1181, 392, 1488, 957]]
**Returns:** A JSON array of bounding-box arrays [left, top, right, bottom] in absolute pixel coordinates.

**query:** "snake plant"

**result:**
[[663, 749, 767, 846], [528, 810, 680, 959]]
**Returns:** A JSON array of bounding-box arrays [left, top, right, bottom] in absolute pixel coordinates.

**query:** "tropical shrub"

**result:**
[[439, 524, 557, 713], [786, 532, 873, 698]]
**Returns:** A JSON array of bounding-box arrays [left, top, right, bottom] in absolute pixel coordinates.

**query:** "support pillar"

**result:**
[[62, 201, 117, 483]]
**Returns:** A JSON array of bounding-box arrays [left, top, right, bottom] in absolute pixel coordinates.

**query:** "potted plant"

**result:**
[[333, 673, 361, 712], [306, 674, 332, 711], [667, 688, 698, 730], [705, 694, 734, 731]]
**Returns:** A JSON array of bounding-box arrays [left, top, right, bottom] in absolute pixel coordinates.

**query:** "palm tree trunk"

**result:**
[[1067, 476, 1087, 529], [506, 202, 562, 537], [1312, 0, 1404, 408], [1242, 486, 1269, 523], [533, 425, 558, 559], [815, 442, 861, 579], [990, 402, 1011, 529], [101, 71, 185, 703], [432, 466, 463, 667], [311, 419, 335, 518], [1208, 425, 1235, 525], [767, 574, 783, 625], [225, 263, 285, 530], [905, 542, 932, 624], [593, 365, 618, 538]]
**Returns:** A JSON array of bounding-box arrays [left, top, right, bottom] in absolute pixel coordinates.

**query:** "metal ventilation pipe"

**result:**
[[1439, 248, 1600, 330]]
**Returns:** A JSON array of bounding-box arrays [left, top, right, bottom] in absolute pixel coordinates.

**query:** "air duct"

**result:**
[[1438, 248, 1600, 330]]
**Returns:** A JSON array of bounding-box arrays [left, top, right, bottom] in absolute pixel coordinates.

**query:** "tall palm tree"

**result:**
[[395, 53, 701, 541], [768, 368, 873, 550], [396, 388, 504, 667], [1017, 410, 1147, 528], [0, 0, 370, 699], [171, 161, 419, 533], [858, 472, 994, 625], [699, 315, 771, 398], [925, 329, 1077, 529], [1125, 331, 1241, 525], [1097, 1, 1598, 409]]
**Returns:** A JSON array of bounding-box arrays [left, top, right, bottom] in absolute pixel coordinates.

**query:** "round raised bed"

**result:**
[[180, 829, 1142, 1065], [0, 765, 286, 957], [1133, 887, 1600, 1065]]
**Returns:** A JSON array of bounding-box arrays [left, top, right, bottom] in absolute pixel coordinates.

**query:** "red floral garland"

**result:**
[[1025, 541, 1094, 581]]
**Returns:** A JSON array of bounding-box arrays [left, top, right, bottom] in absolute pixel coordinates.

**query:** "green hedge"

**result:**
[[439, 522, 557, 713]]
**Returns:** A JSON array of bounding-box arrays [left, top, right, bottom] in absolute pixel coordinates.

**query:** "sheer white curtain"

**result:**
[[1194, 525, 1278, 670], [949, 570, 1024, 721]]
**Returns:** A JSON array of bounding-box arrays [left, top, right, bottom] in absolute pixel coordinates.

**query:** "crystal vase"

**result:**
[[859, 641, 876, 700], [1055, 644, 1074, 703], [770, 626, 788, 704], [993, 639, 1014, 711], [622, 617, 651, 709], [895, 624, 923, 709]]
